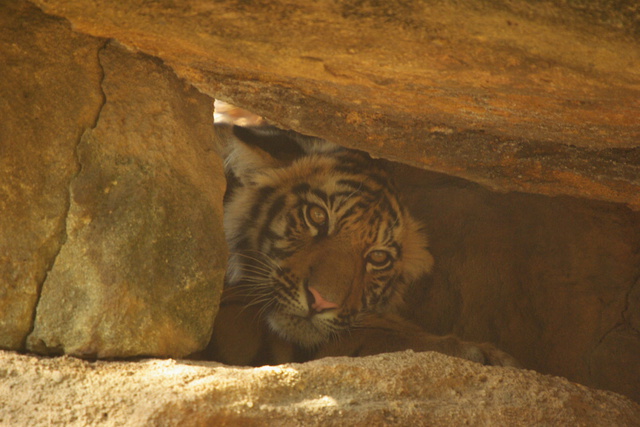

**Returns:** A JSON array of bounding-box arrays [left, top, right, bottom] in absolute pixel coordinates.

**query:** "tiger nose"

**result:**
[[307, 286, 339, 313]]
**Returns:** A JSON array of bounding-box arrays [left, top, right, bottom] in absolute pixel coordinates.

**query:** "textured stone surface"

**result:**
[[1, 349, 638, 426], [0, 1, 104, 349], [1, 0, 638, 419], [32, 0, 640, 209], [24, 40, 226, 358]]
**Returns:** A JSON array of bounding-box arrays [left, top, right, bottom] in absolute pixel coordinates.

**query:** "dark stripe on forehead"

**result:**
[[293, 183, 327, 205], [334, 164, 367, 179], [369, 189, 400, 223], [382, 222, 394, 243], [292, 182, 310, 195], [334, 159, 390, 189], [342, 201, 369, 219], [334, 201, 368, 233], [336, 172, 392, 199], [311, 188, 328, 204], [368, 212, 381, 228], [365, 172, 391, 191], [334, 152, 371, 169], [337, 179, 373, 194]]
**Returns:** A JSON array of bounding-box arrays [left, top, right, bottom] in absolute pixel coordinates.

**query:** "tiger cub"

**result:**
[[206, 124, 519, 367]]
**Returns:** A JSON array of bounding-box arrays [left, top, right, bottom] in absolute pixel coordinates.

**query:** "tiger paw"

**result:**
[[456, 341, 521, 368]]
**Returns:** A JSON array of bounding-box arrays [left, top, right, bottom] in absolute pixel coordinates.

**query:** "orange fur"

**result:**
[[205, 125, 518, 368]]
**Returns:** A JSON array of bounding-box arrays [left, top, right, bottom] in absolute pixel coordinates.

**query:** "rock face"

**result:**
[[1, 2, 226, 359], [31, 0, 640, 210], [0, 1, 105, 350], [24, 40, 227, 358], [1, 349, 639, 426], [0, 0, 639, 418]]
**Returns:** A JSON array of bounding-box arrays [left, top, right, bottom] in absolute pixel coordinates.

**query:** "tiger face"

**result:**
[[221, 125, 433, 348]]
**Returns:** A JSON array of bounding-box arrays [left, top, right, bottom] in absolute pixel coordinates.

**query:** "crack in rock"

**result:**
[[24, 40, 109, 348]]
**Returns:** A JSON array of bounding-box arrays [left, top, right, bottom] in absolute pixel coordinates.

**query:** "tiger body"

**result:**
[[206, 125, 518, 367]]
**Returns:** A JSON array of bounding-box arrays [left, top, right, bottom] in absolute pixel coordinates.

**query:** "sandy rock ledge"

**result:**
[[0, 350, 638, 426]]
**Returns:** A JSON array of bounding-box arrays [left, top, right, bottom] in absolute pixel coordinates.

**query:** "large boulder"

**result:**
[[1, 2, 226, 359], [25, 40, 226, 358]]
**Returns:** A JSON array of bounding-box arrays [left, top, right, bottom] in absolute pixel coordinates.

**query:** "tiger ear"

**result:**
[[214, 124, 284, 184], [291, 134, 342, 155]]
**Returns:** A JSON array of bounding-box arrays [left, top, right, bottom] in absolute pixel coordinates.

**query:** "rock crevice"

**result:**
[[26, 41, 110, 350]]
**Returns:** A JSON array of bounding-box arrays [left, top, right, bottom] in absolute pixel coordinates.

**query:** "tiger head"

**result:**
[[219, 125, 433, 348]]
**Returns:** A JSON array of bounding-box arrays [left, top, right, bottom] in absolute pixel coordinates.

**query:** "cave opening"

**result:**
[[208, 99, 640, 404]]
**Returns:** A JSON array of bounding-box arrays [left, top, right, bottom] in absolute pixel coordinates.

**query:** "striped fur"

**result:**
[[214, 125, 430, 350], [207, 125, 518, 367]]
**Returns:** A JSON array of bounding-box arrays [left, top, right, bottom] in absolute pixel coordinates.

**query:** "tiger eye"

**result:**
[[368, 250, 391, 266], [307, 205, 327, 227]]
